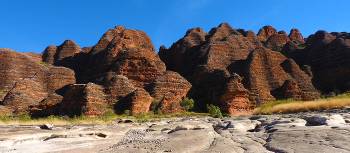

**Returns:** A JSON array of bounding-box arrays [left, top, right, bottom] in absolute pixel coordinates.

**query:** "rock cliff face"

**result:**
[[287, 31, 350, 94], [2, 23, 350, 116], [60, 83, 108, 116], [243, 48, 319, 103], [219, 74, 251, 115], [148, 71, 192, 113], [38, 26, 189, 115], [160, 23, 320, 114], [0, 49, 76, 115], [83, 26, 166, 88]]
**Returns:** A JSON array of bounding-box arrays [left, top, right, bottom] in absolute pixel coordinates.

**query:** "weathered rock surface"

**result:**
[[257, 25, 277, 42], [60, 83, 108, 116], [29, 93, 64, 117], [289, 31, 350, 93], [244, 48, 319, 103], [1, 110, 350, 153], [265, 32, 290, 51], [117, 88, 153, 115], [39, 26, 189, 115], [160, 23, 320, 114], [148, 71, 191, 113], [103, 74, 136, 104], [289, 28, 305, 43], [0, 49, 76, 114], [219, 74, 251, 115], [4, 23, 350, 116], [42, 46, 57, 64], [83, 26, 166, 88], [46, 66, 76, 93]]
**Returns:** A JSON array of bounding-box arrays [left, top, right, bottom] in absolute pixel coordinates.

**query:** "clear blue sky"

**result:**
[[0, 0, 349, 53]]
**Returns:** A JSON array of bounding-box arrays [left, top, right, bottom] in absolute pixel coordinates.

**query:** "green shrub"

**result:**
[[124, 110, 131, 116], [180, 98, 195, 111], [207, 104, 223, 118]]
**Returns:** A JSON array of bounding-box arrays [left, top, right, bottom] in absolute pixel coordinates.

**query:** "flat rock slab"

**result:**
[[0, 111, 350, 153]]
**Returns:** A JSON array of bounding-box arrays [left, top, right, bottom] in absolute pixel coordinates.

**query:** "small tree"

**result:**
[[180, 98, 195, 111], [207, 104, 223, 118]]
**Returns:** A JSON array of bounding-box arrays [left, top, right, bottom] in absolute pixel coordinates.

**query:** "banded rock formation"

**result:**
[[287, 31, 350, 94], [39, 26, 191, 115], [0, 49, 76, 115], [160, 23, 320, 114], [4, 23, 350, 116]]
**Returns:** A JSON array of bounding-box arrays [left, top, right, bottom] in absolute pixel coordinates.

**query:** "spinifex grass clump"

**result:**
[[254, 93, 350, 114]]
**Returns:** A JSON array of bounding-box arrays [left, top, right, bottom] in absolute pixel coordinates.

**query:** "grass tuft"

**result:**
[[254, 93, 350, 115]]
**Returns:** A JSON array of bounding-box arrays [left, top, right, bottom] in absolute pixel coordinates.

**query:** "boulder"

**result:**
[[39, 124, 54, 130], [304, 115, 327, 126]]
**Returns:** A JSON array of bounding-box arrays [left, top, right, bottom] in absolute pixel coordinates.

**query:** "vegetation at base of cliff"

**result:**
[[207, 104, 223, 118], [180, 98, 195, 111], [0, 110, 209, 125], [254, 93, 350, 115]]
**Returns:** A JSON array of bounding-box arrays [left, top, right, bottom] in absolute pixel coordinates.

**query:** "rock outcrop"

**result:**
[[103, 74, 136, 104], [0, 49, 76, 114], [289, 31, 350, 93], [148, 71, 192, 113], [6, 23, 350, 116], [117, 88, 153, 115], [265, 32, 290, 51], [39, 26, 190, 115], [220, 74, 251, 115], [60, 83, 108, 116], [160, 23, 319, 114], [257, 26, 277, 42], [289, 29, 305, 43], [83, 26, 166, 88], [243, 48, 319, 103]]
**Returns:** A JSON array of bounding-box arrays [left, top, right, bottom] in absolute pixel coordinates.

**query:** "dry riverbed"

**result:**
[[1, 109, 350, 153]]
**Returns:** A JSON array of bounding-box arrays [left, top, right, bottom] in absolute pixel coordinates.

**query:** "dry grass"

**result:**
[[0, 111, 209, 125], [254, 93, 350, 115]]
